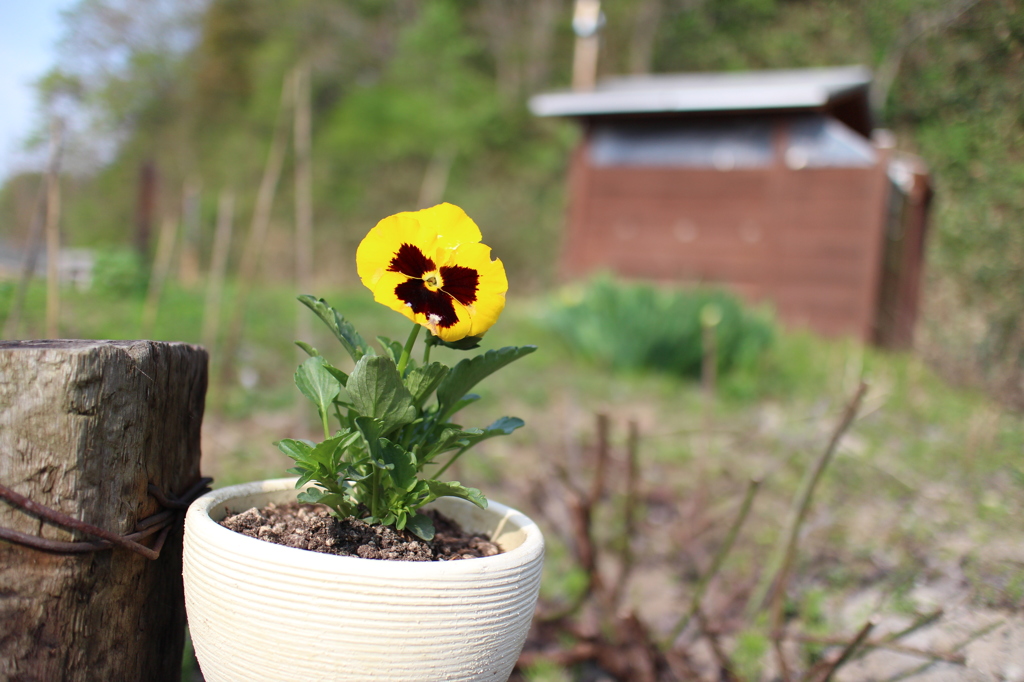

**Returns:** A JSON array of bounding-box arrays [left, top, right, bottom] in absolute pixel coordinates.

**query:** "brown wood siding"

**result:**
[[560, 140, 893, 341]]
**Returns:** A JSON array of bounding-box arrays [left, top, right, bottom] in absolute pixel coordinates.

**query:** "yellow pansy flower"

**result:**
[[356, 203, 508, 342]]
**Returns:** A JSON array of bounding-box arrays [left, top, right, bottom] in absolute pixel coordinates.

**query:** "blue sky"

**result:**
[[0, 0, 74, 178]]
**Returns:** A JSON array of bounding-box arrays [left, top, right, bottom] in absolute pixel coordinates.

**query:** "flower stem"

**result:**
[[321, 410, 331, 440], [423, 339, 432, 365], [434, 445, 468, 478], [370, 467, 380, 519], [397, 323, 421, 375]]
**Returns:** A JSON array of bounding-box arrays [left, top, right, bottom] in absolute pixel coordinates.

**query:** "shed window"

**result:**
[[590, 119, 773, 169], [784, 115, 876, 168]]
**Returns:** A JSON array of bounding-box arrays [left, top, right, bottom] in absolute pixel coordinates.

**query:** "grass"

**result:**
[[4, 276, 1023, 679]]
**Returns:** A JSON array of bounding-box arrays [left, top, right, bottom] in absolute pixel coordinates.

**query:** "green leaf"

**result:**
[[295, 356, 342, 423], [404, 362, 450, 407], [355, 418, 400, 474], [379, 439, 418, 491], [424, 480, 488, 509], [295, 340, 320, 357], [405, 513, 435, 541], [425, 333, 483, 351], [298, 295, 370, 362], [316, 493, 352, 510], [323, 363, 350, 388], [376, 336, 406, 364], [436, 346, 537, 421], [354, 416, 387, 464], [459, 416, 525, 448], [297, 487, 325, 503], [276, 438, 315, 462], [308, 435, 348, 470], [419, 426, 468, 464], [287, 466, 318, 488], [445, 393, 480, 418], [347, 355, 418, 436]]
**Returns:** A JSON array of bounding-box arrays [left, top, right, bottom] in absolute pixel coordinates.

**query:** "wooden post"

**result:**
[[201, 189, 235, 356], [134, 160, 158, 257], [0, 340, 208, 682], [572, 0, 603, 91], [179, 178, 202, 288], [44, 119, 64, 340], [293, 61, 314, 357], [416, 147, 455, 209], [4, 119, 64, 339], [220, 69, 294, 383], [141, 213, 180, 337]]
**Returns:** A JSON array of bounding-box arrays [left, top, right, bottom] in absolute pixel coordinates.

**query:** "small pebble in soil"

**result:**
[[220, 502, 501, 561]]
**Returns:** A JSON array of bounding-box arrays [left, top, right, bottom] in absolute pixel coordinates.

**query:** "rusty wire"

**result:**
[[0, 476, 212, 560]]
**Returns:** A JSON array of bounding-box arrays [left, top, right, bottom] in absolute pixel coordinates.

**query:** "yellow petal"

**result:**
[[356, 203, 506, 342], [417, 203, 482, 249], [356, 213, 438, 287], [366, 270, 417, 323], [439, 243, 507, 338]]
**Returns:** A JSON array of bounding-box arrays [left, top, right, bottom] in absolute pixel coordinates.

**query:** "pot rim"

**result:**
[[185, 477, 544, 577]]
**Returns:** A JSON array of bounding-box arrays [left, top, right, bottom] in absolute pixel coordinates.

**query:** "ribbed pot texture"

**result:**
[[183, 478, 545, 682]]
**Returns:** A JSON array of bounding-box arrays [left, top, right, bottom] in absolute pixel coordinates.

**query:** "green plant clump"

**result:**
[[546, 276, 774, 379], [280, 295, 535, 542]]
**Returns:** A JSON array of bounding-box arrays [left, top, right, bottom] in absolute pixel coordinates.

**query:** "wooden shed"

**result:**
[[530, 66, 931, 348]]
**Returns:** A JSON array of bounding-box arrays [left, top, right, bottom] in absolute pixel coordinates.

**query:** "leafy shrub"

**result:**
[[545, 276, 774, 379], [91, 248, 147, 297]]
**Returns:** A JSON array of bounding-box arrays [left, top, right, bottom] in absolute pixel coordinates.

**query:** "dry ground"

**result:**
[[198, 336, 1024, 681]]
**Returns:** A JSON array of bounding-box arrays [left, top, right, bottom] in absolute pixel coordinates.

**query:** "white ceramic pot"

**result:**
[[183, 478, 544, 682]]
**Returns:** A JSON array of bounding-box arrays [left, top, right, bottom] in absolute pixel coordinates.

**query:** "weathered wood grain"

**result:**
[[0, 340, 207, 682]]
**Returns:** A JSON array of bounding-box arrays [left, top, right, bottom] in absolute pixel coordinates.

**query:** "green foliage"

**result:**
[[887, 1, 1024, 378], [12, 0, 1024, 386], [282, 296, 535, 540], [731, 628, 770, 680], [90, 248, 148, 296], [322, 0, 500, 161], [521, 659, 571, 682], [545, 276, 774, 380]]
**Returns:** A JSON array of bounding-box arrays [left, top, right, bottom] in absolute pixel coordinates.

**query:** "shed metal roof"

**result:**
[[529, 65, 872, 118]]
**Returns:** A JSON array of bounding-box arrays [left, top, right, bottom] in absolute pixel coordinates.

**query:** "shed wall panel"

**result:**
[[561, 141, 891, 341]]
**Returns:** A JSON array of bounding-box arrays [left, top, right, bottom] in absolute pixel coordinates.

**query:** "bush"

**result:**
[[545, 276, 775, 379], [91, 248, 147, 297]]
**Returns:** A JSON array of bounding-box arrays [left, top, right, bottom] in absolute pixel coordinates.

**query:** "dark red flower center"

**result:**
[[388, 243, 479, 329]]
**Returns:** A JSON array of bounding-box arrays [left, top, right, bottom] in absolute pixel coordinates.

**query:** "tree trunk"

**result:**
[[0, 340, 208, 682]]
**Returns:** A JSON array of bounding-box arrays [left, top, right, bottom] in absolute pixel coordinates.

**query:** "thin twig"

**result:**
[[695, 608, 740, 681], [609, 420, 639, 610], [664, 647, 704, 681], [667, 477, 762, 647], [791, 632, 965, 665], [775, 635, 794, 682], [805, 616, 878, 682], [880, 608, 943, 643], [538, 463, 600, 622], [589, 412, 610, 506], [750, 382, 869, 620], [881, 619, 1005, 682], [843, 607, 944, 663]]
